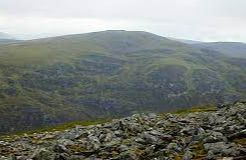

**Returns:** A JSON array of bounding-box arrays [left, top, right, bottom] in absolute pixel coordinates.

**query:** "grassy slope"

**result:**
[[0, 104, 216, 138], [0, 30, 245, 133], [0, 31, 189, 65]]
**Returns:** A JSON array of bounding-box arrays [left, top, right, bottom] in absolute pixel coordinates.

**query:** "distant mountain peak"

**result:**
[[0, 32, 15, 40], [192, 41, 246, 58], [105, 30, 127, 32], [167, 37, 202, 44]]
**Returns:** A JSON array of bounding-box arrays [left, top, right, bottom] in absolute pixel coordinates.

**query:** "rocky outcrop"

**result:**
[[0, 101, 246, 160]]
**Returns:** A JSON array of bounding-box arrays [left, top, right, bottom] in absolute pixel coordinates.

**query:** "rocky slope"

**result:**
[[0, 101, 245, 160]]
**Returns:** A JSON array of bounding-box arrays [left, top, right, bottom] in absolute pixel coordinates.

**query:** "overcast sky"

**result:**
[[0, 0, 246, 42]]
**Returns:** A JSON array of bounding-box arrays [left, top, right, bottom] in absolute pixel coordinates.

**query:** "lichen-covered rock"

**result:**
[[30, 148, 56, 160], [204, 142, 240, 159]]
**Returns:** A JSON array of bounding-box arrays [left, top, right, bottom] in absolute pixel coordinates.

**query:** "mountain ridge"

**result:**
[[191, 42, 246, 58], [0, 32, 18, 44]]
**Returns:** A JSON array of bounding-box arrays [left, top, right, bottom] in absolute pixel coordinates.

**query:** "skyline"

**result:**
[[0, 0, 246, 42]]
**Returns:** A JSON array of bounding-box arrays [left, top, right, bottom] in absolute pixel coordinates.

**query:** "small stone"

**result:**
[[53, 144, 68, 153], [203, 131, 227, 143], [167, 143, 181, 152], [29, 148, 55, 160], [204, 142, 240, 157], [57, 139, 74, 146], [41, 134, 56, 140], [104, 132, 113, 142], [221, 158, 234, 160], [141, 132, 159, 144], [183, 150, 194, 160], [118, 145, 128, 152], [228, 129, 246, 140], [135, 138, 145, 144]]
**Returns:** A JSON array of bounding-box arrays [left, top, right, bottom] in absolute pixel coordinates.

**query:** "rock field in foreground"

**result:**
[[0, 102, 246, 160]]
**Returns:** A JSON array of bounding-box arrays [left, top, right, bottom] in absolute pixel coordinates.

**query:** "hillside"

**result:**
[[0, 30, 245, 133], [0, 101, 245, 159], [192, 42, 246, 58]]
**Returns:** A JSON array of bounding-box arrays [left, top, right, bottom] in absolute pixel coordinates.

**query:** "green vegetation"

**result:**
[[233, 138, 246, 146], [172, 105, 217, 115], [0, 118, 110, 139], [0, 103, 216, 139]]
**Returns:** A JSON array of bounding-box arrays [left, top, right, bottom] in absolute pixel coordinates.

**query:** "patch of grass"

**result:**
[[172, 105, 217, 115], [190, 141, 207, 159], [174, 155, 183, 160], [233, 138, 246, 146], [69, 144, 88, 153], [0, 118, 111, 139]]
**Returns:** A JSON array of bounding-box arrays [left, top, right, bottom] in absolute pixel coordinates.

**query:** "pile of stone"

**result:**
[[0, 101, 245, 160]]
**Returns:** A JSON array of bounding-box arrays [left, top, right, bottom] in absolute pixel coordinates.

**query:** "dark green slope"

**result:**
[[0, 30, 245, 133]]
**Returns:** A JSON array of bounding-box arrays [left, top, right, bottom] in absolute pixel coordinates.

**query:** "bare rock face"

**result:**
[[0, 101, 246, 160]]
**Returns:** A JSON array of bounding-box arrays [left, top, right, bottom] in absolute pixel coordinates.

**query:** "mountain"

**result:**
[[0, 32, 14, 40], [0, 101, 245, 159], [0, 39, 20, 44], [0, 32, 19, 44], [192, 42, 246, 58], [170, 38, 246, 58], [0, 30, 245, 133]]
